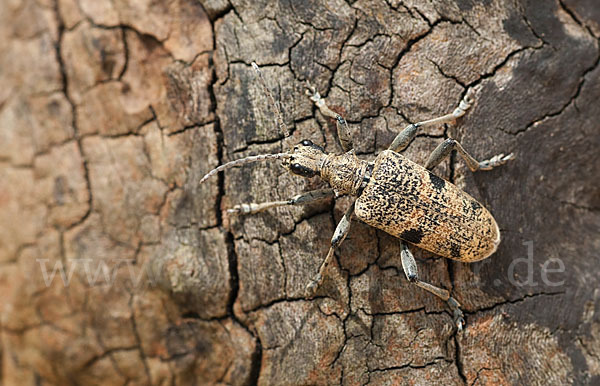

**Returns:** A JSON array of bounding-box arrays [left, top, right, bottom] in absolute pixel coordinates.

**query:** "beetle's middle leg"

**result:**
[[388, 91, 474, 152], [425, 138, 514, 172], [400, 241, 465, 330], [305, 202, 355, 296]]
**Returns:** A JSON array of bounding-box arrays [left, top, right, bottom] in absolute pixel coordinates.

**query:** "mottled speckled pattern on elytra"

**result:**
[[355, 150, 500, 262]]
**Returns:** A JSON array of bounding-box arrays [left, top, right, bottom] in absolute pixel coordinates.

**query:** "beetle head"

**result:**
[[282, 139, 326, 178]]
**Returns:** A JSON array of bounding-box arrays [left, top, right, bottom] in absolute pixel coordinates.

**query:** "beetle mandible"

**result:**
[[200, 62, 514, 330]]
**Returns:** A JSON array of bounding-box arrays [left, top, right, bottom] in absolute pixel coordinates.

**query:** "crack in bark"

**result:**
[[166, 121, 216, 137], [129, 292, 152, 383], [465, 291, 566, 316], [200, 1, 234, 23], [229, 135, 288, 153], [453, 331, 468, 385], [203, 12, 267, 385], [469, 366, 498, 386], [427, 58, 467, 88], [558, 0, 598, 39], [53, 0, 93, 233], [244, 295, 330, 315], [506, 43, 600, 137], [328, 280, 355, 378], [367, 356, 452, 373], [519, 8, 549, 47], [385, 17, 458, 112]]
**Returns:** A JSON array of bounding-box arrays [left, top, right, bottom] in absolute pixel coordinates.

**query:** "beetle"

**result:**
[[199, 63, 514, 330]]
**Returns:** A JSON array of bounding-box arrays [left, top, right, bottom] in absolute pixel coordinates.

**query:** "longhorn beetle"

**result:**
[[200, 62, 514, 330]]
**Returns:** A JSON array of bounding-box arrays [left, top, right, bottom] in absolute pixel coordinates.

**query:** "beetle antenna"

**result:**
[[199, 153, 291, 185], [252, 62, 290, 138]]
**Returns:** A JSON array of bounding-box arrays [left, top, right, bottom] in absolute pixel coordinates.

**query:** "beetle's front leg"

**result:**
[[228, 188, 333, 215], [306, 84, 353, 152], [389, 90, 474, 152], [400, 242, 465, 330], [305, 201, 355, 297], [425, 138, 514, 172]]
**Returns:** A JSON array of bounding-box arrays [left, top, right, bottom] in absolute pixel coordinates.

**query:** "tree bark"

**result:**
[[0, 0, 599, 384]]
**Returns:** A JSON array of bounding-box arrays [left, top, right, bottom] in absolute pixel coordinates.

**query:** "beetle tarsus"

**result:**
[[479, 153, 515, 171], [454, 313, 465, 332], [453, 89, 475, 118], [305, 273, 322, 298], [448, 297, 465, 331]]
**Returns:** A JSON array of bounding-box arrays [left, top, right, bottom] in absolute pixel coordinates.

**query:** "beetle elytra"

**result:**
[[199, 63, 514, 330]]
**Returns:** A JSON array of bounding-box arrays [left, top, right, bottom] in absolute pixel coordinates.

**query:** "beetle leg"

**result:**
[[306, 84, 353, 152], [228, 188, 334, 215], [305, 201, 355, 297], [389, 91, 474, 152], [400, 242, 466, 331], [388, 122, 419, 153], [425, 138, 515, 172]]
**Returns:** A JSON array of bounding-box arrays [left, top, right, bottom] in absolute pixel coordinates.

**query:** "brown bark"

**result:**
[[0, 0, 599, 385]]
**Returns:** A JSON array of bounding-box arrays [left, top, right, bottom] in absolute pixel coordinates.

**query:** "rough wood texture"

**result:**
[[0, 0, 599, 384]]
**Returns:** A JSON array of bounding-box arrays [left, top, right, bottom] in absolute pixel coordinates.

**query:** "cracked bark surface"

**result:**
[[0, 0, 599, 384]]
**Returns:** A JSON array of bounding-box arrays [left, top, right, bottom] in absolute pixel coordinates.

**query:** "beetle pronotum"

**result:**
[[200, 62, 514, 330]]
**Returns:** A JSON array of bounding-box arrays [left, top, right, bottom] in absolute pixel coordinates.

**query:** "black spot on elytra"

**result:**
[[450, 243, 461, 258], [471, 200, 482, 212], [428, 172, 446, 192], [400, 228, 424, 244]]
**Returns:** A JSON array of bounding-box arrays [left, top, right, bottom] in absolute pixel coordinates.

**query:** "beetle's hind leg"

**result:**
[[388, 91, 474, 152], [228, 188, 333, 215], [425, 138, 514, 172], [306, 84, 353, 152], [400, 242, 465, 330]]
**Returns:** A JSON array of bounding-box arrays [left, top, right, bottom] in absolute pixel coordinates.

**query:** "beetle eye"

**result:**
[[298, 139, 324, 152], [290, 163, 316, 178]]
